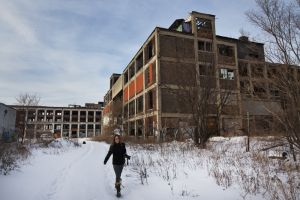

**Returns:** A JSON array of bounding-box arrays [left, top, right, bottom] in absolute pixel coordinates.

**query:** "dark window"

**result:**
[[129, 100, 135, 117], [123, 104, 128, 119], [136, 52, 143, 72], [136, 95, 144, 113], [145, 39, 155, 63], [238, 62, 248, 77], [129, 121, 135, 136], [198, 41, 212, 52], [252, 64, 264, 78], [124, 70, 129, 84], [137, 119, 143, 136], [148, 90, 153, 109], [240, 80, 250, 94], [218, 45, 234, 57], [198, 41, 205, 51], [206, 42, 212, 51], [199, 64, 214, 76], [129, 63, 135, 79]]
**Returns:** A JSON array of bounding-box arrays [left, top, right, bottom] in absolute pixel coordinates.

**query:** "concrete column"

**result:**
[[134, 120, 137, 137], [85, 110, 88, 138], [44, 109, 47, 122], [93, 111, 96, 123], [68, 123, 71, 138], [34, 109, 38, 140], [61, 109, 64, 137], [155, 29, 161, 142], [52, 110, 54, 135], [69, 110, 72, 138], [42, 110, 46, 131], [93, 124, 96, 137], [77, 109, 80, 138], [24, 109, 28, 142]]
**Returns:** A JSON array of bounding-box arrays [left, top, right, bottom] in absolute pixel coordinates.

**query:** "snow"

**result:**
[[0, 138, 299, 200]]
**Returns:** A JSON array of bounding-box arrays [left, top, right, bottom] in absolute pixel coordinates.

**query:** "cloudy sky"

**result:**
[[0, 0, 261, 106]]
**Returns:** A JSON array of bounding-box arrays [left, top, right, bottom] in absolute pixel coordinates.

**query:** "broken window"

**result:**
[[146, 116, 154, 136], [238, 62, 248, 77], [254, 86, 265, 93], [199, 64, 214, 76], [147, 90, 154, 110], [169, 19, 192, 33], [288, 68, 295, 80], [136, 95, 144, 113], [198, 41, 205, 51], [249, 53, 259, 59], [136, 52, 143, 72], [240, 80, 251, 94], [253, 82, 267, 98], [129, 63, 135, 79], [129, 100, 135, 117], [218, 44, 234, 57], [269, 84, 279, 97], [220, 68, 234, 80], [124, 70, 129, 84], [198, 40, 212, 52], [182, 21, 192, 33], [270, 88, 279, 97], [195, 17, 212, 30], [137, 119, 143, 137], [267, 67, 278, 78], [206, 42, 212, 51], [145, 39, 155, 63], [129, 121, 135, 136], [252, 64, 264, 78], [123, 104, 128, 119]]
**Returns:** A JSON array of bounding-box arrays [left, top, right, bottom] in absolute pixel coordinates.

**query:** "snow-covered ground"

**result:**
[[0, 137, 299, 200]]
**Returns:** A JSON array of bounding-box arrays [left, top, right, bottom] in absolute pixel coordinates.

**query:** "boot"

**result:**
[[115, 178, 121, 197]]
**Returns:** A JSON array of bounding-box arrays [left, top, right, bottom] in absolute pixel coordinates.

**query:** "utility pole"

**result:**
[[246, 112, 250, 152]]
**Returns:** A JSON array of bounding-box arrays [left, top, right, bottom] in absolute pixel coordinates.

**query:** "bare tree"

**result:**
[[246, 0, 300, 149], [162, 61, 235, 147], [247, 0, 300, 65], [247, 0, 300, 151], [15, 93, 40, 144]]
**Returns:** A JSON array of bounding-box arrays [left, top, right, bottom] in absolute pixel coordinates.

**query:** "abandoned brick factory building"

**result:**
[[102, 11, 296, 138], [12, 103, 103, 139]]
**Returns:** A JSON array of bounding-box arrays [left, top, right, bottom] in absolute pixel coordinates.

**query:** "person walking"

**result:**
[[104, 134, 130, 197]]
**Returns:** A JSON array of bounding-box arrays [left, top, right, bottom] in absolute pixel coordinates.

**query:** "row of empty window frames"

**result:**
[[198, 41, 212, 51]]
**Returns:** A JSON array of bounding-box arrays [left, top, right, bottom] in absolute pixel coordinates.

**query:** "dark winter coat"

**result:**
[[104, 143, 127, 165]]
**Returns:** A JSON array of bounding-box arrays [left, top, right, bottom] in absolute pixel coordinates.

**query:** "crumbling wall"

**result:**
[[161, 88, 192, 113], [159, 35, 195, 59], [160, 60, 195, 85]]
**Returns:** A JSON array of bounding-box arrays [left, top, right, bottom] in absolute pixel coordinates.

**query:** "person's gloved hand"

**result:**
[[125, 155, 131, 160], [104, 160, 107, 165]]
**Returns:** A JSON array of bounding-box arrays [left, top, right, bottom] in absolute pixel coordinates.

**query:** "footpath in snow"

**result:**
[[0, 138, 298, 200]]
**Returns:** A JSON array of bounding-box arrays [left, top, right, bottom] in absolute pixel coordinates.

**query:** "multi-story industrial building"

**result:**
[[102, 11, 296, 138], [12, 102, 103, 139]]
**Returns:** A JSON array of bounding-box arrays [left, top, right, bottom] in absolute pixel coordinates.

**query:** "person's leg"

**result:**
[[113, 165, 124, 182], [113, 165, 124, 194]]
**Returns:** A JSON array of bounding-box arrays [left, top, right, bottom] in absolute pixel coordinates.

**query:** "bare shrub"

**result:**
[[0, 143, 30, 175]]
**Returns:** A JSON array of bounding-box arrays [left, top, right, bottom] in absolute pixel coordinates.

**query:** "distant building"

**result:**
[[102, 11, 298, 138], [11, 102, 103, 139], [0, 103, 16, 140]]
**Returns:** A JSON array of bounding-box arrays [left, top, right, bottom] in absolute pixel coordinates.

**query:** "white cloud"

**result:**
[[0, 0, 260, 106]]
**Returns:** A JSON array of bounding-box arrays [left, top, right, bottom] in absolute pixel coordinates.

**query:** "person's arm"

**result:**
[[104, 145, 113, 165], [123, 143, 131, 159]]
